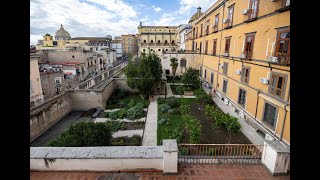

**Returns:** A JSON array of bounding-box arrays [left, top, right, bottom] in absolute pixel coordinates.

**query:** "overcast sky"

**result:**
[[30, 0, 217, 45]]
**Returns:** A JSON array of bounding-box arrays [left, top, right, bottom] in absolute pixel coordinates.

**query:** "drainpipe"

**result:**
[[280, 86, 290, 140], [254, 91, 260, 119]]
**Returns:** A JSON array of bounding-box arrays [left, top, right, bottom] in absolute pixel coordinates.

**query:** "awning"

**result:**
[[64, 72, 73, 75]]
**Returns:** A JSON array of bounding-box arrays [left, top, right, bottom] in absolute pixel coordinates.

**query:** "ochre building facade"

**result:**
[[186, 0, 290, 146]]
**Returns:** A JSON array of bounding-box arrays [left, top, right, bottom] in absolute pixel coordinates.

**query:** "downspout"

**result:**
[[280, 85, 290, 140], [254, 91, 260, 119], [217, 0, 226, 88]]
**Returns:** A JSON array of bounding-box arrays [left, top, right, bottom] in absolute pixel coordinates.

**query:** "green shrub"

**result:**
[[179, 104, 190, 115], [168, 127, 183, 143], [158, 98, 166, 105], [129, 135, 142, 145], [118, 100, 127, 108], [117, 109, 127, 119], [159, 103, 171, 113], [168, 109, 174, 114], [165, 97, 179, 107], [109, 111, 119, 120], [105, 112, 110, 118], [106, 121, 125, 132], [195, 89, 207, 101], [182, 114, 202, 143], [127, 99, 136, 108], [127, 103, 144, 120], [158, 118, 167, 125], [171, 108, 181, 114], [225, 114, 241, 133], [48, 122, 112, 147], [176, 86, 185, 96]]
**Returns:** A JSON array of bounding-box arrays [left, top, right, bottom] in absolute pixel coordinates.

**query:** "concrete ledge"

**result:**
[[31, 146, 163, 159]]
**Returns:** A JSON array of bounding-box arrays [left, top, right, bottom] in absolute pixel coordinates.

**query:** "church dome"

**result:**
[[189, 7, 203, 23], [55, 24, 71, 40]]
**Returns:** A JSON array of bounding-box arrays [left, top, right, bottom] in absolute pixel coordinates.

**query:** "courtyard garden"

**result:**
[[157, 90, 251, 145]]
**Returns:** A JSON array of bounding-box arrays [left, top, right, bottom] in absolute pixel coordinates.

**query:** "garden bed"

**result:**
[[106, 90, 150, 109], [170, 85, 196, 95], [157, 94, 251, 145]]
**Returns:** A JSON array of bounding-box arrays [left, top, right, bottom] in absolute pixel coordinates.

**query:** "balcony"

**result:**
[[244, 9, 257, 23], [156, 43, 163, 46], [163, 43, 170, 46], [276, 0, 290, 12], [213, 26, 218, 33], [171, 43, 177, 46]]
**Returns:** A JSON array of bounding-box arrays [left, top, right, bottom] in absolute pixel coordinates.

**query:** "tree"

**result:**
[[170, 57, 178, 85], [125, 52, 163, 99], [181, 67, 200, 89], [48, 122, 112, 147]]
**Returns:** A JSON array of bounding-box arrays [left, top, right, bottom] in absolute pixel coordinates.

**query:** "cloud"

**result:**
[[152, 5, 162, 12], [30, 0, 140, 44], [178, 0, 217, 15], [153, 12, 188, 26]]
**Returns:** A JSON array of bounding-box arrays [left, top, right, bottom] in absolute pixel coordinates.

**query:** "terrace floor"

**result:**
[[30, 164, 290, 180]]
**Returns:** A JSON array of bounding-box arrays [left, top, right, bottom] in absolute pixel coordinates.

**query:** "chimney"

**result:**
[[197, 7, 201, 16], [140, 21, 142, 26]]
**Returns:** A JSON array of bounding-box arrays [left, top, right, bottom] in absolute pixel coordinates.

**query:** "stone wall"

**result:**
[[161, 53, 200, 76], [30, 92, 72, 143], [114, 78, 139, 93], [30, 140, 178, 173], [47, 50, 87, 63], [69, 80, 116, 110]]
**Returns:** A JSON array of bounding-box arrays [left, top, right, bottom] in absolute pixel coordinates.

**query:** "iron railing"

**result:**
[[178, 144, 265, 165]]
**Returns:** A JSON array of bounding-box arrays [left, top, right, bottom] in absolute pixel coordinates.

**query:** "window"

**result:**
[[151, 40, 154, 43], [158, 40, 161, 43], [72, 55, 74, 58], [225, 37, 231, 53], [223, 62, 228, 75], [55, 77, 61, 84], [158, 49, 161, 51], [214, 14, 219, 32], [241, 66, 250, 84], [166, 70, 170, 74], [180, 58, 187, 67], [56, 87, 61, 94], [227, 5, 234, 27], [269, 72, 287, 99], [281, 0, 290, 8], [244, 34, 255, 58], [200, 24, 203, 37], [172, 40, 175, 43], [238, 88, 246, 107], [144, 40, 146, 43], [212, 39, 217, 56], [275, 30, 290, 64], [248, 0, 259, 19], [205, 41, 208, 55], [196, 27, 198, 38], [166, 49, 168, 51], [223, 79, 228, 93], [205, 20, 210, 35], [199, 42, 202, 53], [210, 73, 214, 84], [200, 66, 202, 77], [165, 40, 168, 43], [263, 102, 277, 130], [204, 69, 207, 79]]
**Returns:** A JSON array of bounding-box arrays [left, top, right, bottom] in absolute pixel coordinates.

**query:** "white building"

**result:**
[[177, 24, 191, 51], [111, 37, 123, 58]]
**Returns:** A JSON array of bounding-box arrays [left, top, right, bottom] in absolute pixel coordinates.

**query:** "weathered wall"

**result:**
[[47, 50, 87, 63], [161, 53, 200, 76], [30, 140, 178, 173], [114, 78, 139, 93], [69, 80, 116, 110], [30, 92, 72, 143]]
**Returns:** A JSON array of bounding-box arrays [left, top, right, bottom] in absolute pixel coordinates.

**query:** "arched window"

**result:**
[[180, 58, 187, 67]]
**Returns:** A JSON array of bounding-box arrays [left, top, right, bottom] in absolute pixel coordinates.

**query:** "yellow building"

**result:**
[[36, 24, 72, 50], [137, 22, 178, 55], [122, 34, 139, 56], [186, 0, 290, 146]]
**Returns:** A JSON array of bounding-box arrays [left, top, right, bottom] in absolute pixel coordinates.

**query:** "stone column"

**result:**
[[162, 139, 178, 174], [261, 140, 290, 175]]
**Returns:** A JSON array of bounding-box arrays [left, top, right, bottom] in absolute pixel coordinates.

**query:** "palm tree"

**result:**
[[170, 57, 179, 85]]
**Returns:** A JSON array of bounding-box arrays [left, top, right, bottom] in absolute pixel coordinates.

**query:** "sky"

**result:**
[[30, 0, 217, 45]]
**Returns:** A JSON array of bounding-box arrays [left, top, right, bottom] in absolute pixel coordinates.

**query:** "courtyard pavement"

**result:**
[[142, 98, 158, 146], [30, 164, 290, 179]]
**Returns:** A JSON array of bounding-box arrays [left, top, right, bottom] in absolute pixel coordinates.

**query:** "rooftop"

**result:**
[[71, 37, 108, 40]]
